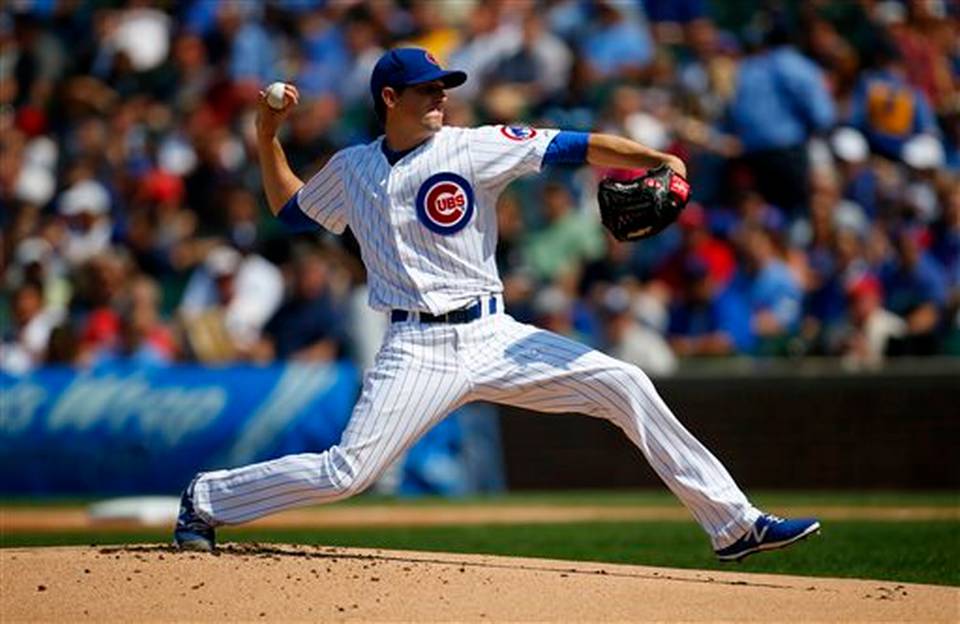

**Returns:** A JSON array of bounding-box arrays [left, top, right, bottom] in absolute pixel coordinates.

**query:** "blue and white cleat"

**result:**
[[173, 475, 216, 552], [715, 514, 820, 562]]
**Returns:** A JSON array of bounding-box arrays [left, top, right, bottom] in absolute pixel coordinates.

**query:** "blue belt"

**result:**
[[391, 296, 499, 324]]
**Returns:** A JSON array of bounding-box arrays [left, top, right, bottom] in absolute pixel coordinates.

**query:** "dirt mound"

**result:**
[[2, 545, 956, 622]]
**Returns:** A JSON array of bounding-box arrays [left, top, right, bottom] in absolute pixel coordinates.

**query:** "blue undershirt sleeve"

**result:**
[[277, 192, 322, 233], [542, 131, 590, 166]]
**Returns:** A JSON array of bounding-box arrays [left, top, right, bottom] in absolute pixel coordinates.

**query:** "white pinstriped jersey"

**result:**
[[297, 125, 558, 314]]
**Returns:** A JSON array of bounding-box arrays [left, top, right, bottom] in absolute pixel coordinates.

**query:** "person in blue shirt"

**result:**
[[668, 257, 754, 357], [730, 226, 803, 355], [881, 225, 948, 355], [579, 1, 654, 83], [724, 25, 835, 214]]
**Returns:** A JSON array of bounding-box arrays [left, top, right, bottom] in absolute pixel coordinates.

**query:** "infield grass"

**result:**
[[2, 490, 957, 587]]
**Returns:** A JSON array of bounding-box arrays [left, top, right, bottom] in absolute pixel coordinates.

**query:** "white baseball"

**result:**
[[265, 82, 288, 110]]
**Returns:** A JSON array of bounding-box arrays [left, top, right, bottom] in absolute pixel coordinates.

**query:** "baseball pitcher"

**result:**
[[174, 48, 819, 562]]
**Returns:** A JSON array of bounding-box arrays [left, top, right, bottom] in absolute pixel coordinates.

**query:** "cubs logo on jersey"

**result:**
[[499, 125, 537, 141], [415, 172, 475, 235]]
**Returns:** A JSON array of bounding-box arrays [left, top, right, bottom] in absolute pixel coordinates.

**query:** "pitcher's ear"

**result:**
[[382, 86, 399, 108]]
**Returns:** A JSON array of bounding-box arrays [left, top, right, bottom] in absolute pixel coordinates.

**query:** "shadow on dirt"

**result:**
[[98, 543, 824, 592]]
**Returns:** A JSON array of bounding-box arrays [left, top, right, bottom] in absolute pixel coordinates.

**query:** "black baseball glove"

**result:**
[[597, 165, 691, 241]]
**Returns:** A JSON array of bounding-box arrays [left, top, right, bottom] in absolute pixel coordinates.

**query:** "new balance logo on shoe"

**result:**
[[715, 514, 820, 562], [748, 523, 770, 543]]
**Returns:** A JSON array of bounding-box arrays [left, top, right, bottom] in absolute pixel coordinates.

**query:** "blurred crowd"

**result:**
[[2, 0, 959, 376]]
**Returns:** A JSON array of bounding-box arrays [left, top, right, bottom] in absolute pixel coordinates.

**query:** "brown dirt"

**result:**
[[2, 544, 957, 622], [2, 503, 957, 532]]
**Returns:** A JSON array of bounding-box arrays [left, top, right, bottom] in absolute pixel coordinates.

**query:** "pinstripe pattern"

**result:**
[[195, 322, 472, 524], [192, 123, 763, 550], [295, 126, 557, 315], [463, 315, 760, 548], [194, 311, 759, 549]]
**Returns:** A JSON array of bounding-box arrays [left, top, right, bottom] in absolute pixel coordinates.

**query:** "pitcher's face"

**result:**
[[391, 80, 448, 132]]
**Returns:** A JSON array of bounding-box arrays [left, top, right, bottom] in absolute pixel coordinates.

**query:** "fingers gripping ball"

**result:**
[[598, 165, 692, 241], [265, 82, 288, 110]]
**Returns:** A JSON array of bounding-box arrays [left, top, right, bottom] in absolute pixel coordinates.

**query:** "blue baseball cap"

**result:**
[[370, 48, 467, 113]]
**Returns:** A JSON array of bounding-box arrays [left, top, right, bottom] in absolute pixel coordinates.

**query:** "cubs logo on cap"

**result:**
[[499, 125, 537, 141], [416, 172, 475, 235], [424, 51, 440, 67]]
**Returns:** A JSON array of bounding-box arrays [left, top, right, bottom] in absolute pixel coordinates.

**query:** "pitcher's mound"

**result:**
[[2, 544, 956, 622]]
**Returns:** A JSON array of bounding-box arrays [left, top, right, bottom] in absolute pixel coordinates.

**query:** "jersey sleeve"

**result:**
[[467, 125, 560, 190], [295, 151, 349, 234]]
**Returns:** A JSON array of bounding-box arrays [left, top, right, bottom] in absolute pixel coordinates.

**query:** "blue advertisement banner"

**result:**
[[1, 363, 358, 494]]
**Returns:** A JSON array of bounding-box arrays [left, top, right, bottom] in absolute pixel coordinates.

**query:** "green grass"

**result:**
[[3, 520, 957, 587], [3, 490, 957, 586]]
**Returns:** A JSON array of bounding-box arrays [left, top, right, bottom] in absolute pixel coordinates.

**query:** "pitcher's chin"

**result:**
[[422, 111, 444, 131]]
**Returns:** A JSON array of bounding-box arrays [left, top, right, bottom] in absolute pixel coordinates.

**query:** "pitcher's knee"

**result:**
[[332, 471, 376, 498], [323, 447, 379, 499], [599, 365, 654, 407]]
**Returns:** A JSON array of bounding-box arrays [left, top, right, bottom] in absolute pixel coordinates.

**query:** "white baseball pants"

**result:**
[[193, 311, 761, 549]]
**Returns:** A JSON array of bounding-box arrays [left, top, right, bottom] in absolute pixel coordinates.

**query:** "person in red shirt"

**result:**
[[654, 202, 736, 297]]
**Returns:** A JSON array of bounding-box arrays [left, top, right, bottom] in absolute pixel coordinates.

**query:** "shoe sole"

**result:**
[[716, 521, 821, 562]]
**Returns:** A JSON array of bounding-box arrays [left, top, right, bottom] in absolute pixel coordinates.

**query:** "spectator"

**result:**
[[8, 12, 66, 109], [495, 191, 536, 320], [654, 203, 736, 297], [579, 1, 654, 84], [732, 226, 803, 355], [848, 38, 940, 164], [294, 7, 348, 98], [448, 4, 520, 101], [1, 281, 60, 374], [724, 21, 835, 213], [599, 285, 676, 376], [531, 286, 591, 345], [881, 0, 957, 113], [830, 127, 881, 218], [95, 274, 176, 366], [254, 247, 344, 363], [282, 97, 341, 177], [831, 273, 906, 369], [8, 237, 71, 316], [793, 168, 871, 346], [881, 225, 948, 355], [124, 169, 201, 277], [402, 0, 462, 65], [580, 230, 649, 298], [933, 185, 960, 353], [57, 179, 114, 266], [167, 33, 214, 113], [676, 16, 739, 124], [338, 7, 385, 108], [179, 245, 283, 361], [100, 5, 172, 75], [488, 12, 573, 101], [222, 4, 276, 90], [71, 250, 130, 366], [644, 0, 708, 44], [523, 182, 604, 283], [668, 257, 754, 357]]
